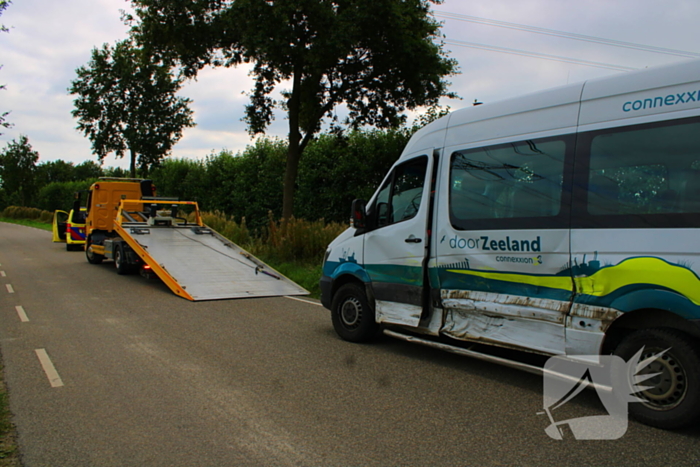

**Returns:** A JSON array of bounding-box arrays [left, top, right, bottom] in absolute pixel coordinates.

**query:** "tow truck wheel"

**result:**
[[85, 237, 104, 264], [114, 244, 130, 275], [331, 283, 379, 343], [614, 328, 700, 430]]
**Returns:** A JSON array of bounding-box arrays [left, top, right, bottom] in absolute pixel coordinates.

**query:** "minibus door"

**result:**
[[364, 154, 432, 327]]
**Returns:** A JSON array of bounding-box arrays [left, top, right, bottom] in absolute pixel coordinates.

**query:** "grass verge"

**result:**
[[0, 364, 20, 466], [257, 257, 323, 299], [0, 223, 23, 465], [0, 218, 52, 232]]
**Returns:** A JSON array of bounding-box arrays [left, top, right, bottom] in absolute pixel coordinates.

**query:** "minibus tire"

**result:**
[[85, 238, 104, 264], [614, 328, 700, 430], [331, 283, 378, 343]]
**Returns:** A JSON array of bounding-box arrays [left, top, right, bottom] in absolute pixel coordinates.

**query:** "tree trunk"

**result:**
[[283, 139, 301, 220], [282, 68, 303, 220], [129, 149, 136, 178]]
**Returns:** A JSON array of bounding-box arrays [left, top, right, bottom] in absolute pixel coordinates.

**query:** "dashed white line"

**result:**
[[35, 349, 64, 388], [0, 271, 6, 277], [15, 306, 29, 322], [5, 284, 14, 293], [284, 295, 323, 306]]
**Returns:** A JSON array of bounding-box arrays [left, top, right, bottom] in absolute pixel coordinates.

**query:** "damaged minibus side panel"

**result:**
[[432, 85, 583, 355]]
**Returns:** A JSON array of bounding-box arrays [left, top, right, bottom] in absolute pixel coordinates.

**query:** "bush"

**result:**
[[200, 210, 252, 246], [150, 130, 404, 229], [2, 206, 53, 223], [295, 129, 408, 223], [198, 210, 345, 265], [255, 212, 347, 264], [35, 180, 95, 212]]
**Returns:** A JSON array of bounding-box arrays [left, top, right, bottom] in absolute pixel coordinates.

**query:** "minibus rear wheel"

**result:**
[[614, 328, 700, 430], [331, 283, 379, 343]]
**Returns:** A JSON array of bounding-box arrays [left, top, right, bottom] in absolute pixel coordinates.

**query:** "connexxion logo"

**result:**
[[623, 89, 700, 112]]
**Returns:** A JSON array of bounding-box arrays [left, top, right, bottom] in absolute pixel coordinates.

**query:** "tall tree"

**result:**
[[74, 160, 104, 181], [1, 0, 12, 135], [129, 0, 457, 218], [0, 135, 39, 206], [69, 39, 195, 177], [35, 159, 76, 187]]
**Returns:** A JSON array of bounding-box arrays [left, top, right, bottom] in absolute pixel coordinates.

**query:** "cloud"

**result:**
[[1, 0, 699, 168]]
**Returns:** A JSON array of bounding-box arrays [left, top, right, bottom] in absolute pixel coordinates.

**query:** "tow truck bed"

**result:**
[[110, 200, 308, 301]]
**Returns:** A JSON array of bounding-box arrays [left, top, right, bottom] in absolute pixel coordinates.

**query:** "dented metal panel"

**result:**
[[375, 300, 422, 327], [441, 289, 570, 323], [441, 308, 566, 356]]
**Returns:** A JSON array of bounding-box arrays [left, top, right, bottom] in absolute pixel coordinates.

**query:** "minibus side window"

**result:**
[[449, 138, 567, 230], [369, 157, 428, 229], [587, 119, 700, 216], [574, 116, 700, 228]]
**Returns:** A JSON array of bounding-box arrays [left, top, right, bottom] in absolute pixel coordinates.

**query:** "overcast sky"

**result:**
[[1, 0, 699, 170]]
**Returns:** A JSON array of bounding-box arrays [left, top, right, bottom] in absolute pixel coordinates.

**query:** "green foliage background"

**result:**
[[148, 129, 410, 230], [0, 128, 412, 231]]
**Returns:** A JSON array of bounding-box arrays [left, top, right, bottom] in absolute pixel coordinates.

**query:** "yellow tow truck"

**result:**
[[84, 177, 308, 301]]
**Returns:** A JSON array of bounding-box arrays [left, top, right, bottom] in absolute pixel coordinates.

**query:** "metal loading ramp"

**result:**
[[121, 224, 309, 301]]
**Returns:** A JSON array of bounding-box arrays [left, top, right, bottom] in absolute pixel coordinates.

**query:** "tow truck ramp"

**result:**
[[114, 200, 308, 301]]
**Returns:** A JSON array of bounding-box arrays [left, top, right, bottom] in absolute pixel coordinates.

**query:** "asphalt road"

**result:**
[[0, 221, 698, 467]]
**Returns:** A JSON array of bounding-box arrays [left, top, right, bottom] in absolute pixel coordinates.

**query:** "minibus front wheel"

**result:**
[[331, 283, 379, 343], [614, 328, 700, 430]]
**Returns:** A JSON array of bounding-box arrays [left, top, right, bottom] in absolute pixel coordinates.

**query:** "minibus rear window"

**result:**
[[587, 120, 700, 217]]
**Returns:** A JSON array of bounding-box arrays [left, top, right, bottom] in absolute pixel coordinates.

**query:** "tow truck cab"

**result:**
[[84, 178, 155, 265]]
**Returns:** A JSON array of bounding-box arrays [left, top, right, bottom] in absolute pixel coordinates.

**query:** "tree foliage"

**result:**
[[1, 0, 13, 135], [34, 159, 104, 187], [129, 0, 457, 218], [148, 128, 409, 229], [36, 180, 95, 213], [69, 39, 195, 176], [0, 135, 39, 206]]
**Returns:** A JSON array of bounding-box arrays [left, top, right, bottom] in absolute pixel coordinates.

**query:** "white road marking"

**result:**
[[5, 284, 14, 293], [0, 271, 6, 277], [284, 296, 323, 307], [15, 306, 29, 322], [35, 349, 64, 388]]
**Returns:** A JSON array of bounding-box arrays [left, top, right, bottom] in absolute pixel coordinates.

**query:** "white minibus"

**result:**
[[320, 59, 700, 430]]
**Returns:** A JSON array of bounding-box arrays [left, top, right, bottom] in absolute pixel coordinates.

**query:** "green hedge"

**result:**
[[2, 206, 53, 223], [149, 130, 408, 230]]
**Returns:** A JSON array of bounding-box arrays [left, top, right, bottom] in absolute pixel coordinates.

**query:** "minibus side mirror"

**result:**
[[350, 199, 367, 229]]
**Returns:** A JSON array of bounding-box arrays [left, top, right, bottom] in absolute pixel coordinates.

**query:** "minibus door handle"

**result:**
[[405, 235, 422, 244]]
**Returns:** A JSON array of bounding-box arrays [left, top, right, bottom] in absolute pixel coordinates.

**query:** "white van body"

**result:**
[[320, 59, 700, 429]]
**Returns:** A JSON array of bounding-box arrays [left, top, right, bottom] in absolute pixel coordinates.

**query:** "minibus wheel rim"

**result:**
[[636, 346, 687, 411], [340, 297, 362, 329]]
